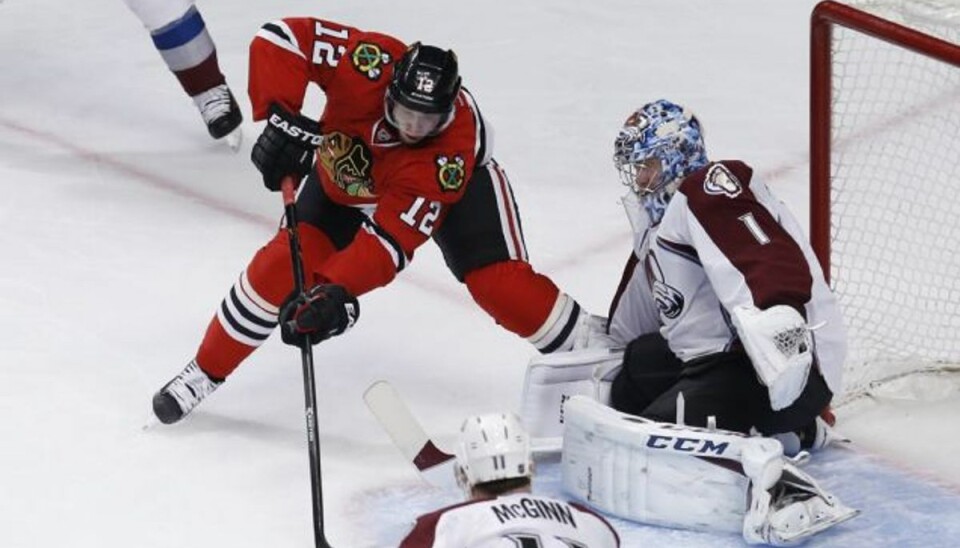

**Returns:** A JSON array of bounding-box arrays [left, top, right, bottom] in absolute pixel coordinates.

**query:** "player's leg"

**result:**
[[153, 175, 362, 423], [638, 349, 833, 444], [122, 0, 242, 142], [608, 332, 683, 415], [434, 159, 604, 353]]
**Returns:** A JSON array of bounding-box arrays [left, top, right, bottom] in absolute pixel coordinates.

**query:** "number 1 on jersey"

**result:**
[[738, 212, 771, 245]]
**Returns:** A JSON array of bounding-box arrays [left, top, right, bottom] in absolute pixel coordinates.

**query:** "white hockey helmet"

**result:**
[[455, 412, 533, 489]]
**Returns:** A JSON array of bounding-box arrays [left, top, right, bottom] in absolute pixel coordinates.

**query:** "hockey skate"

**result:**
[[193, 84, 243, 151], [152, 360, 223, 424], [744, 462, 859, 545]]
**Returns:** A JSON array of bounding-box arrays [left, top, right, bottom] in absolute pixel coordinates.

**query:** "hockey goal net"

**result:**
[[811, 0, 960, 402]]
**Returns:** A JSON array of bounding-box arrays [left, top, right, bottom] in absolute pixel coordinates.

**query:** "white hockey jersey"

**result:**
[[608, 160, 846, 395], [398, 493, 620, 548]]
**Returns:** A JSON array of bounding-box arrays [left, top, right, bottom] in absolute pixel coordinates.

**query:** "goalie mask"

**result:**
[[613, 99, 708, 224], [455, 412, 532, 493]]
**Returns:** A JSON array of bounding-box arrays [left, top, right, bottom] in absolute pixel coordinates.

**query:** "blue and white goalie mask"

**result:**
[[613, 99, 708, 224]]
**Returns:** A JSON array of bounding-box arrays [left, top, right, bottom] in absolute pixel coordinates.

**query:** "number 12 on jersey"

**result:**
[[400, 197, 442, 236]]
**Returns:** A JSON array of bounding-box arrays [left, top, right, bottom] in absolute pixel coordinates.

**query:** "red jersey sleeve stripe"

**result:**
[[489, 162, 527, 262]]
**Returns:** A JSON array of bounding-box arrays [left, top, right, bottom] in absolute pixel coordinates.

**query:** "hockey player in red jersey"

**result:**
[[605, 99, 847, 450], [151, 18, 600, 424], [399, 413, 620, 547]]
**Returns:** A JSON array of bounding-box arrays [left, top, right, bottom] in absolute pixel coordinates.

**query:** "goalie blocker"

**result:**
[[561, 396, 858, 545]]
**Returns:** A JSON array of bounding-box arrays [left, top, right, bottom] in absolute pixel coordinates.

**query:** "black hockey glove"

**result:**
[[251, 103, 324, 191], [279, 284, 359, 346]]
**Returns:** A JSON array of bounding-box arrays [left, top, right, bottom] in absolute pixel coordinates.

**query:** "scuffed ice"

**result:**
[[351, 448, 960, 547]]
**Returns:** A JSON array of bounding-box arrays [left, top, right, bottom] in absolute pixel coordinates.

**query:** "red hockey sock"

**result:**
[[194, 225, 337, 378]]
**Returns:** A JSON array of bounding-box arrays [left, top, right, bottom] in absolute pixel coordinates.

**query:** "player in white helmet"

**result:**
[[399, 413, 620, 548]]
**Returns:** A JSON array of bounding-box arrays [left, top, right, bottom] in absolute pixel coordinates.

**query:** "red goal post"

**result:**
[[810, 0, 960, 401]]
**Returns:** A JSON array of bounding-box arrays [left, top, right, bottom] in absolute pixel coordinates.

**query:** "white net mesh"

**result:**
[[828, 0, 960, 400]]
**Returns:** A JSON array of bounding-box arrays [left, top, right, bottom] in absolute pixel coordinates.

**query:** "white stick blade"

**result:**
[[363, 380, 457, 489], [363, 380, 432, 462]]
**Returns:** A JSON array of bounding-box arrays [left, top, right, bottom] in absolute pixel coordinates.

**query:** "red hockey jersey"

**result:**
[[249, 18, 490, 296]]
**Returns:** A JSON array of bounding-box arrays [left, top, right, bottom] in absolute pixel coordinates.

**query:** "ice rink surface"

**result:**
[[1, 1, 959, 546]]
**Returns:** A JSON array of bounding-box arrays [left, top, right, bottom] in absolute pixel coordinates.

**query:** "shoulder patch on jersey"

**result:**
[[318, 131, 376, 197], [703, 163, 743, 198], [435, 154, 466, 192], [351, 42, 392, 80], [371, 119, 400, 145]]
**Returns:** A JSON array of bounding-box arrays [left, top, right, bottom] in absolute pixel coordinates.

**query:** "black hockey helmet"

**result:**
[[387, 42, 462, 116]]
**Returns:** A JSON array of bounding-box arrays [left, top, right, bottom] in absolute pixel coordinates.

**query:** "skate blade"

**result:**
[[142, 411, 161, 431], [223, 127, 243, 152], [775, 507, 860, 543]]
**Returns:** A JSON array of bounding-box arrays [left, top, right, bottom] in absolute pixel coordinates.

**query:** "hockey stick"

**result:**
[[281, 176, 332, 548], [363, 380, 458, 490]]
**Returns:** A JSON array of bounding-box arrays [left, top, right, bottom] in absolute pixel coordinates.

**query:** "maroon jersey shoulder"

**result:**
[[677, 159, 814, 312], [677, 160, 755, 204]]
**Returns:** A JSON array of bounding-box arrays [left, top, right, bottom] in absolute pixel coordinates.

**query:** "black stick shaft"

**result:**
[[281, 176, 331, 548]]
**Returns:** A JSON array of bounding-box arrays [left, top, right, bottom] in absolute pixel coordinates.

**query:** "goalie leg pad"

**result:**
[[561, 396, 857, 544], [609, 332, 683, 416], [519, 349, 624, 451], [561, 396, 778, 534]]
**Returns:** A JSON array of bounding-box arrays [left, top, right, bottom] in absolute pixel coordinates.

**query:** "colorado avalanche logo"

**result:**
[[623, 110, 651, 133], [351, 43, 392, 80], [653, 280, 684, 319], [703, 164, 743, 198], [645, 251, 684, 320]]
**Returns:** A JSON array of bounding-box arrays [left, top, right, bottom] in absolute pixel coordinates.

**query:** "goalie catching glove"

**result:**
[[732, 305, 816, 411], [279, 284, 359, 346], [251, 103, 324, 191]]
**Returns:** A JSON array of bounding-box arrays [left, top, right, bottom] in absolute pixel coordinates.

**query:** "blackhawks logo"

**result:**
[[351, 42, 392, 80], [436, 154, 466, 192], [318, 132, 375, 197]]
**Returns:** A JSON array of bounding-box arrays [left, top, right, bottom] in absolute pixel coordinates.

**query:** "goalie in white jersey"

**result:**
[[518, 100, 857, 545], [603, 99, 847, 449], [399, 413, 620, 548]]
